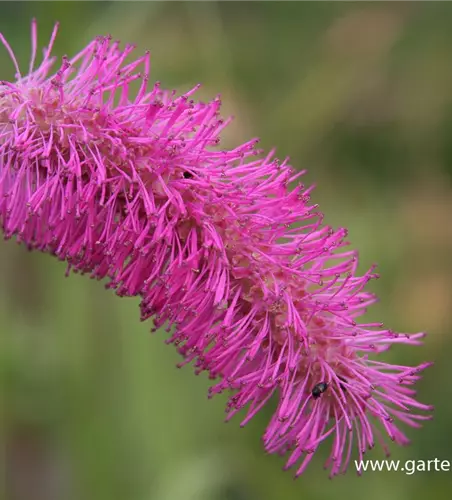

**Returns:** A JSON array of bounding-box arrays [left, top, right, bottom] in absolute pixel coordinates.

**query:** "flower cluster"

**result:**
[[0, 21, 432, 477]]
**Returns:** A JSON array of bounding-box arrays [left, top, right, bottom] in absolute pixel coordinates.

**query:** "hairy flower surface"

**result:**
[[0, 21, 433, 477]]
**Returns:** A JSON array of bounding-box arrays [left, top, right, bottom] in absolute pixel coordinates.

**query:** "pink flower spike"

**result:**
[[0, 21, 433, 478]]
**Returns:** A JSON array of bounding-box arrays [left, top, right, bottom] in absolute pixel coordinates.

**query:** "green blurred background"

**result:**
[[1, 1, 452, 499]]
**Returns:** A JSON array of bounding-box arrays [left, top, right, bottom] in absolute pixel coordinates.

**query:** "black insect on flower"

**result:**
[[312, 382, 328, 399]]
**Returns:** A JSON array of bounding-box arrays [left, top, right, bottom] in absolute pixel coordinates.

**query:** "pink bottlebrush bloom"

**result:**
[[0, 21, 433, 478]]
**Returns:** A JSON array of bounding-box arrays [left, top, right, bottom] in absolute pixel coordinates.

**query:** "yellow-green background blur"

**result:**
[[1, 2, 452, 499]]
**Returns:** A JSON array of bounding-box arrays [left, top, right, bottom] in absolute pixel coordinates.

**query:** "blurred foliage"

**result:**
[[1, 2, 452, 500]]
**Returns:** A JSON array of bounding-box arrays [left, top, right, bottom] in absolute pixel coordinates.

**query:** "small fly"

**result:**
[[312, 382, 328, 399]]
